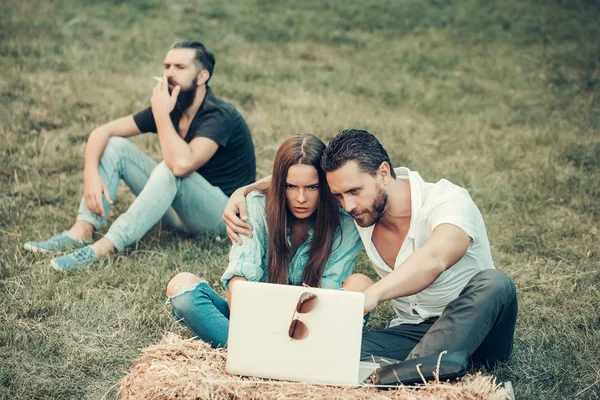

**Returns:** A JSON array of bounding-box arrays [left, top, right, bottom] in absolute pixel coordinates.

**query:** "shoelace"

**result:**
[[48, 234, 69, 247], [72, 248, 94, 263]]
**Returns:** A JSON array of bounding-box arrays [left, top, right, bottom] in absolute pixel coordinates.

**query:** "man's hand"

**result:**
[[151, 73, 180, 118], [83, 170, 113, 218], [223, 187, 253, 245], [362, 286, 382, 315]]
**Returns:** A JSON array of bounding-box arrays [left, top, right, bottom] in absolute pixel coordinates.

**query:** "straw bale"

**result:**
[[118, 333, 508, 400]]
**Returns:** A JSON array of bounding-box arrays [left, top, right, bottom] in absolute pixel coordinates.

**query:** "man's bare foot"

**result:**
[[90, 237, 116, 258], [66, 220, 95, 242]]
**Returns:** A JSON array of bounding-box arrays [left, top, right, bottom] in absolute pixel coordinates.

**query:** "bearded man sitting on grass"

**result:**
[[24, 41, 256, 271]]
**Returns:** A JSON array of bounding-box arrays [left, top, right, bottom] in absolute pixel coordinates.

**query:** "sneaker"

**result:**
[[50, 246, 98, 271], [24, 232, 91, 254]]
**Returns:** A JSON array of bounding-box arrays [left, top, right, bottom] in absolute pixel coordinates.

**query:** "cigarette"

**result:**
[[153, 76, 164, 83]]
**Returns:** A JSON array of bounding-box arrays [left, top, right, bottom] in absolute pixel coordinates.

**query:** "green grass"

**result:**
[[1, 0, 599, 398]]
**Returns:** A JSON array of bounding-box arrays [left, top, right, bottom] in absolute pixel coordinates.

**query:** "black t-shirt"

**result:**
[[133, 87, 256, 196]]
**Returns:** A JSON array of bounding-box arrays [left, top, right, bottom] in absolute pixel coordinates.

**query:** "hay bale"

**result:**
[[118, 333, 507, 399]]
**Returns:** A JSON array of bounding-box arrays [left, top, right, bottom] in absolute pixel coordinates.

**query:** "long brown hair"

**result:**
[[266, 134, 341, 288]]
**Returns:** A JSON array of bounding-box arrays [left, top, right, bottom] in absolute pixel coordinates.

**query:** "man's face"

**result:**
[[326, 160, 388, 227], [163, 48, 202, 94]]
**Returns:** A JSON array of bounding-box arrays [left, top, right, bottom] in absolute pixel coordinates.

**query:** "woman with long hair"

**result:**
[[165, 134, 371, 347]]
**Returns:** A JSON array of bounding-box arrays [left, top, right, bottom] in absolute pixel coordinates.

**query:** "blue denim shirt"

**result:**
[[221, 191, 363, 290]]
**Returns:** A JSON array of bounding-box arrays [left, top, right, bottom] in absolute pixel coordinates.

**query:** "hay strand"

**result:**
[[117, 333, 508, 399]]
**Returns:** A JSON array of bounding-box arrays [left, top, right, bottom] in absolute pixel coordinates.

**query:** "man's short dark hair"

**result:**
[[321, 129, 396, 178], [171, 40, 215, 83]]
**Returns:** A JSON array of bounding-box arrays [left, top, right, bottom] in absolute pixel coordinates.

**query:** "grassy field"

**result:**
[[1, 0, 599, 398]]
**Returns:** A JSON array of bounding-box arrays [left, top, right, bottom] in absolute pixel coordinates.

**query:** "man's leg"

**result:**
[[74, 137, 158, 236], [407, 269, 518, 367], [25, 137, 156, 254], [361, 319, 436, 362], [51, 160, 227, 269], [163, 167, 229, 236], [103, 161, 227, 251]]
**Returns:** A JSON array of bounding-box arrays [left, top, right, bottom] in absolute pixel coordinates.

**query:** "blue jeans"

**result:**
[[169, 281, 230, 348], [76, 137, 228, 251]]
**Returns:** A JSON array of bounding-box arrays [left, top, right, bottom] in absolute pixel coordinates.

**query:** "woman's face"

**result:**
[[285, 164, 320, 220]]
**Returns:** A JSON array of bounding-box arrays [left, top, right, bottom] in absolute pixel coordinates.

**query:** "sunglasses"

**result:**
[[288, 291, 318, 340]]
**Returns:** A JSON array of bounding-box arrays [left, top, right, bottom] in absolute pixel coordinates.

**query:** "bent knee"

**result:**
[[343, 273, 374, 292], [169, 289, 197, 318], [472, 269, 516, 300], [104, 136, 130, 153], [151, 161, 177, 181], [166, 272, 203, 297], [101, 136, 133, 161]]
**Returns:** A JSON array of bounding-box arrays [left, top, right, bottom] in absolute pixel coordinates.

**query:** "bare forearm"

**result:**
[[83, 129, 111, 175], [84, 116, 141, 175], [363, 225, 472, 314], [366, 253, 445, 304], [242, 175, 272, 195], [155, 114, 193, 170]]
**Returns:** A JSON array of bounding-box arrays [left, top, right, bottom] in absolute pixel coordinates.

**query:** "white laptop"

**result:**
[[226, 281, 379, 386]]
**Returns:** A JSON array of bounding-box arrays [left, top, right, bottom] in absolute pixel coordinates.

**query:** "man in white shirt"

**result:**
[[321, 129, 517, 366], [223, 129, 517, 367]]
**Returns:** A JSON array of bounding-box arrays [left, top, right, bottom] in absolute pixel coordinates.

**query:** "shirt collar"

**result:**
[[393, 167, 425, 239], [198, 86, 213, 112]]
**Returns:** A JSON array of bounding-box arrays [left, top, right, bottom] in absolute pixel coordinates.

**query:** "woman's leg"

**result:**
[[167, 273, 230, 348]]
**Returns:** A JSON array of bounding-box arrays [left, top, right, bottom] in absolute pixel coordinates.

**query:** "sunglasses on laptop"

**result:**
[[288, 291, 318, 340]]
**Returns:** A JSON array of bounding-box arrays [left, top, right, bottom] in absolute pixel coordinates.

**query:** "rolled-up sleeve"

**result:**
[[426, 195, 479, 242], [320, 212, 363, 290], [221, 194, 268, 289]]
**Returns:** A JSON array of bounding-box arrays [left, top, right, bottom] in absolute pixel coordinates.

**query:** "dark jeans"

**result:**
[[361, 269, 518, 367]]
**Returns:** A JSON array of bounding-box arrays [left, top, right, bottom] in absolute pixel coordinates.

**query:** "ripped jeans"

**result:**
[[169, 281, 230, 348]]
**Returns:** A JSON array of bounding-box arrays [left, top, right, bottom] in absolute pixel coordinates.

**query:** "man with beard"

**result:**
[[25, 41, 256, 270], [223, 129, 517, 368]]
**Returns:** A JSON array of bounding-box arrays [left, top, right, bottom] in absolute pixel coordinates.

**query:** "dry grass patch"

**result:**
[[2, 0, 599, 398], [118, 333, 508, 400]]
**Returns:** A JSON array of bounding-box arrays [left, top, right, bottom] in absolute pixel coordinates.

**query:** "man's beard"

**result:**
[[351, 187, 388, 227], [169, 80, 197, 112]]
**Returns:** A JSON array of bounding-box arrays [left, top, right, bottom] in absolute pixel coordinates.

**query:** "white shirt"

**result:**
[[356, 167, 495, 326]]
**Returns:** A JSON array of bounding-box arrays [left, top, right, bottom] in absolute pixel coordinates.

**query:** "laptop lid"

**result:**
[[226, 281, 369, 386]]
